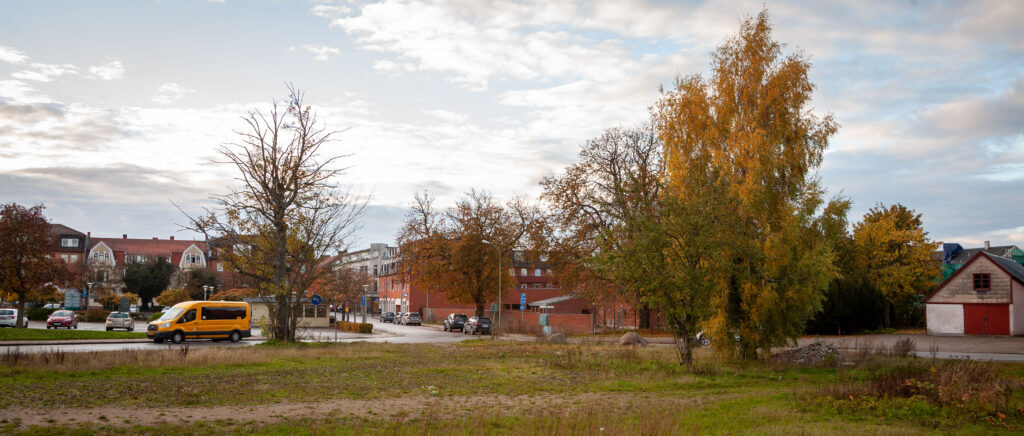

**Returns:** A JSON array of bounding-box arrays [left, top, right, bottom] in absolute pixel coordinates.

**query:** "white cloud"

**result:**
[[11, 63, 79, 82], [0, 44, 29, 64], [152, 82, 196, 105], [289, 44, 340, 62], [87, 60, 125, 80], [0, 79, 52, 104], [311, 5, 351, 19]]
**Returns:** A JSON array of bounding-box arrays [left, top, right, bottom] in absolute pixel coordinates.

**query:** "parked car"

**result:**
[[380, 312, 395, 323], [405, 313, 422, 326], [106, 311, 135, 331], [444, 313, 467, 332], [46, 310, 79, 329], [129, 305, 139, 315], [43, 303, 63, 310], [0, 309, 28, 328], [464, 316, 492, 335], [395, 312, 408, 325], [148, 301, 251, 344]]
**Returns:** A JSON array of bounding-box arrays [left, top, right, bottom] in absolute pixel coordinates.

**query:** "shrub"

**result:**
[[149, 312, 164, 322], [27, 308, 57, 320], [336, 321, 373, 334], [76, 308, 110, 322], [154, 289, 190, 307]]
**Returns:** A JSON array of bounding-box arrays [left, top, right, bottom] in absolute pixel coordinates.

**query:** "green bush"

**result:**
[[76, 308, 110, 322], [27, 308, 57, 320], [149, 312, 164, 322]]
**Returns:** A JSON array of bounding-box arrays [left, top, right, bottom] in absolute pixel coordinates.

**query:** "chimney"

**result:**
[[170, 236, 174, 241], [152, 237, 158, 240], [984, 240, 990, 250], [122, 234, 127, 239], [87, 232, 91, 237]]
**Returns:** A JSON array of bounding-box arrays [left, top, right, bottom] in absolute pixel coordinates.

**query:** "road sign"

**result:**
[[403, 292, 408, 298], [311, 294, 322, 305], [361, 296, 366, 306], [520, 293, 526, 310], [119, 297, 129, 313]]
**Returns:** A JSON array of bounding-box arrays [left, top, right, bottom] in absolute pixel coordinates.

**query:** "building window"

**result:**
[[509, 268, 515, 276], [217, 262, 224, 272], [60, 254, 69, 262], [520, 268, 527, 276], [520, 284, 527, 289], [61, 238, 79, 248], [973, 273, 991, 292], [93, 251, 110, 262], [126, 254, 147, 264], [69, 254, 78, 262], [535, 268, 542, 276], [185, 253, 202, 265]]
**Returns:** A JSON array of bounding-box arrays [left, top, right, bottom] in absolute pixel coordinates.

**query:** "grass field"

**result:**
[[0, 328, 146, 341], [0, 340, 1021, 435]]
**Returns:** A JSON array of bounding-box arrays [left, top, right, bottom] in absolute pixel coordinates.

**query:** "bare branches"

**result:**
[[180, 86, 366, 341]]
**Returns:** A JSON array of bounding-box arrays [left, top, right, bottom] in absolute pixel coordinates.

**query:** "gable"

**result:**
[[178, 244, 207, 269], [88, 242, 115, 267], [926, 254, 1014, 304]]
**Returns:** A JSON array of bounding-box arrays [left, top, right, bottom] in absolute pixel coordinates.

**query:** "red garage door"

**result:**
[[963, 304, 1010, 335]]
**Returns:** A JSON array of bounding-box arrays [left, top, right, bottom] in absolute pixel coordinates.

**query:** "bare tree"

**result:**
[[184, 85, 365, 342]]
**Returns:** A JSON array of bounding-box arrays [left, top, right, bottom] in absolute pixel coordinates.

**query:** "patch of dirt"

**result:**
[[0, 392, 705, 429], [771, 341, 849, 367]]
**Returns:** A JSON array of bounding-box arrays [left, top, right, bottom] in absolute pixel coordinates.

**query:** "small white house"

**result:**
[[925, 251, 1024, 336]]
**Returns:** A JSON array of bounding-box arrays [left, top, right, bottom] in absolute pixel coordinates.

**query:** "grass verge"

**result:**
[[0, 328, 146, 341]]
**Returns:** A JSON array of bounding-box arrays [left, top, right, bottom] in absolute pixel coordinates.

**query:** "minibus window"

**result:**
[[177, 309, 196, 324]]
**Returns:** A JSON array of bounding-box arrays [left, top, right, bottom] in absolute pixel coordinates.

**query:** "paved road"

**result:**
[[4, 316, 476, 353]]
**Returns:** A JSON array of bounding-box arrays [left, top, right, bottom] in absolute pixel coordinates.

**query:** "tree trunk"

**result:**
[[672, 333, 693, 366], [883, 300, 892, 329], [15, 295, 26, 328]]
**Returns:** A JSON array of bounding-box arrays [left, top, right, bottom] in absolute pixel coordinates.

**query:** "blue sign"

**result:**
[[520, 292, 526, 310], [361, 296, 366, 306], [403, 292, 408, 298], [311, 294, 322, 305]]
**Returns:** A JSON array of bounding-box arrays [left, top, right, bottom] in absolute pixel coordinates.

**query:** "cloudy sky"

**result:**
[[0, 0, 1021, 249]]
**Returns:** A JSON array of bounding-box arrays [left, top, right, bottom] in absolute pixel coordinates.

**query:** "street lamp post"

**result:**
[[202, 285, 212, 301], [361, 284, 368, 324], [481, 240, 500, 335]]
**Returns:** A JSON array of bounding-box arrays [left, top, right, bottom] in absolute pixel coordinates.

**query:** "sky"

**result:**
[[0, 0, 1021, 250]]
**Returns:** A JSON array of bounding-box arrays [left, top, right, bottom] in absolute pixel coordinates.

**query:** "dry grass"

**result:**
[[0, 342, 396, 373]]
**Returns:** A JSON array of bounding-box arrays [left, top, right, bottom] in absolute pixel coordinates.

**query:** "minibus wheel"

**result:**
[[172, 331, 184, 344], [229, 331, 241, 342]]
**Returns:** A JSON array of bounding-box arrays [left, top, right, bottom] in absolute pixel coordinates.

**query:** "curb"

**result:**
[[0, 337, 266, 346]]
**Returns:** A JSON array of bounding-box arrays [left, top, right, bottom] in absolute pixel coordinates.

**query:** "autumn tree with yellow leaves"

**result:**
[[852, 203, 939, 328], [656, 11, 849, 360]]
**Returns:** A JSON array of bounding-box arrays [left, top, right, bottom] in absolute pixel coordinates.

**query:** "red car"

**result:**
[[46, 310, 79, 329]]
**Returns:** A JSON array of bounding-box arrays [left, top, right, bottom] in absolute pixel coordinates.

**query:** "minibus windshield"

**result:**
[[158, 308, 185, 321]]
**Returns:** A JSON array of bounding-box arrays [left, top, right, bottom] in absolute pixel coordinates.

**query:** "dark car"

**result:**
[[46, 310, 79, 329], [405, 313, 422, 326], [463, 316, 491, 335], [380, 312, 395, 323], [443, 313, 467, 332]]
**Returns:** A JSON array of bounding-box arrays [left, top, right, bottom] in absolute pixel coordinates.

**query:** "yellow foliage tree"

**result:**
[[154, 288, 190, 307], [656, 10, 849, 359], [852, 203, 940, 328]]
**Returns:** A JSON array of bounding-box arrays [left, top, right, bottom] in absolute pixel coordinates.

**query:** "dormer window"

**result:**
[[61, 238, 79, 248], [973, 273, 991, 292], [185, 253, 202, 264]]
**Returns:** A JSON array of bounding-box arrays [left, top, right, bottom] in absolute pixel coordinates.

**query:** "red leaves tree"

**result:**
[[0, 203, 75, 327]]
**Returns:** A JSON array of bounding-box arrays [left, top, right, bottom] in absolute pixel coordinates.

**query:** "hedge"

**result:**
[[76, 308, 110, 322], [336, 321, 373, 334], [149, 312, 164, 322], [27, 308, 57, 320]]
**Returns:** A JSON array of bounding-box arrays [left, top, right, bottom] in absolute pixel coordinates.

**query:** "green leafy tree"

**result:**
[[0, 203, 75, 327], [656, 11, 849, 359], [852, 203, 940, 328], [123, 257, 174, 309]]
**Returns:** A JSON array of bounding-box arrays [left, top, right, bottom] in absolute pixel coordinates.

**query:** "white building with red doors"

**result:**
[[925, 251, 1024, 336]]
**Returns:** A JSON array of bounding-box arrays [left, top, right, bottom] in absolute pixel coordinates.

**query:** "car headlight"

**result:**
[[160, 322, 170, 329]]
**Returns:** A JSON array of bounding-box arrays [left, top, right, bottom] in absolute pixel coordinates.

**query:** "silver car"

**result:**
[[0, 309, 28, 328], [105, 311, 135, 331]]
